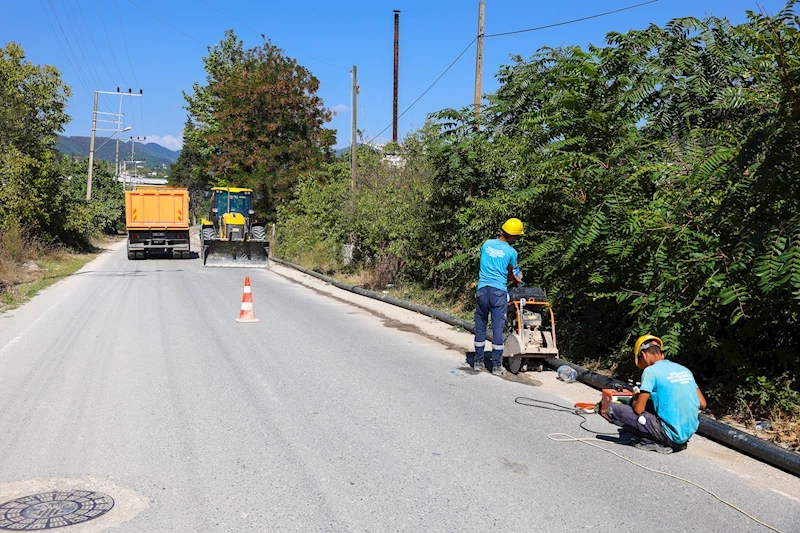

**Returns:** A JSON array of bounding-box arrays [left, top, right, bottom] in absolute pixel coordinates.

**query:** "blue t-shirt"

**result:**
[[477, 239, 518, 291], [640, 359, 700, 444]]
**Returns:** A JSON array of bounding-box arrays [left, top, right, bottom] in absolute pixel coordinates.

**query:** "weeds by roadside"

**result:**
[[0, 226, 114, 312]]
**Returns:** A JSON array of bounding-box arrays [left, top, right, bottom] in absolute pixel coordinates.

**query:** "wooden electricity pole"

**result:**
[[351, 65, 358, 189], [393, 10, 401, 143], [474, 0, 485, 130]]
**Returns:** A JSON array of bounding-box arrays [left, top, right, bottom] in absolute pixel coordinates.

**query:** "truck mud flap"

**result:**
[[202, 240, 270, 268]]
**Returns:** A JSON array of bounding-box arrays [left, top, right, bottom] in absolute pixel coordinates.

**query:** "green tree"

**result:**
[[207, 38, 335, 217], [0, 42, 70, 237]]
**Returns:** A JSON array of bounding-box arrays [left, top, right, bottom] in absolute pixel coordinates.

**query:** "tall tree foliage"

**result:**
[[179, 30, 335, 217], [0, 42, 70, 235], [423, 4, 799, 408]]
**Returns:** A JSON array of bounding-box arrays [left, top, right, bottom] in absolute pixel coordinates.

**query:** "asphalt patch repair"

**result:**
[[0, 491, 113, 530], [0, 478, 147, 532]]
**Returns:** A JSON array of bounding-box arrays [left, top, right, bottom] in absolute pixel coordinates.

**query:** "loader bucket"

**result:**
[[202, 240, 270, 268]]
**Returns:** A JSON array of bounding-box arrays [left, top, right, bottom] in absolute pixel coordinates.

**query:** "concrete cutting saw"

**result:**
[[503, 286, 560, 373]]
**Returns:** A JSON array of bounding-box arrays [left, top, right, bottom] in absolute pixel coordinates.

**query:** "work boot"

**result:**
[[634, 440, 673, 454], [473, 360, 486, 372], [491, 364, 505, 377]]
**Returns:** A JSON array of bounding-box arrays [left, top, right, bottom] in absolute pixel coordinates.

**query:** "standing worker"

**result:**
[[606, 335, 708, 453], [473, 218, 524, 375]]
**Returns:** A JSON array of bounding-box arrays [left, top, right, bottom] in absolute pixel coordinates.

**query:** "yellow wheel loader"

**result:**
[[200, 187, 270, 268]]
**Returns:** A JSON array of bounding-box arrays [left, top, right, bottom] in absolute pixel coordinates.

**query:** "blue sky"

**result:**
[[1, 0, 788, 150]]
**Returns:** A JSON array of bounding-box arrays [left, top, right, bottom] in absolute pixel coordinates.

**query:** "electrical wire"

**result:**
[[116, 0, 141, 87], [124, 0, 206, 47], [44, 0, 95, 98], [365, 37, 477, 146], [514, 397, 619, 435], [75, 0, 117, 84], [63, 0, 115, 110], [38, 0, 93, 100], [548, 434, 785, 533], [194, 0, 351, 73], [95, 0, 129, 87], [485, 0, 659, 38], [514, 395, 784, 533]]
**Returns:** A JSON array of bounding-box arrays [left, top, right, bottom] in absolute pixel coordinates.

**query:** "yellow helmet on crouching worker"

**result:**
[[634, 335, 662, 369], [502, 218, 525, 236]]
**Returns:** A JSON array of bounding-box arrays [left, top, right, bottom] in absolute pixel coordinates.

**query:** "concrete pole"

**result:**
[[351, 65, 358, 189], [393, 10, 400, 143], [474, 0, 485, 130], [115, 138, 120, 178], [86, 90, 99, 201]]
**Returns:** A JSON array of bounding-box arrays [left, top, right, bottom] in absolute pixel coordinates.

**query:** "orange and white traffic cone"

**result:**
[[236, 276, 260, 323]]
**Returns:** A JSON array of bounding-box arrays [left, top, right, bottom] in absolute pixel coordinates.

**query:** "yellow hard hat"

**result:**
[[502, 218, 525, 236], [634, 335, 662, 369]]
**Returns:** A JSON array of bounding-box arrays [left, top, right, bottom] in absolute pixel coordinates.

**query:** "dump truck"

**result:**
[[200, 187, 269, 268], [125, 186, 191, 260]]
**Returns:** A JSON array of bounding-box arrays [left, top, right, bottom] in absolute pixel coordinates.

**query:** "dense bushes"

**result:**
[[278, 5, 800, 418]]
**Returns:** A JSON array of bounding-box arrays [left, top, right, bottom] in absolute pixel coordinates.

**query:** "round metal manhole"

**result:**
[[0, 491, 114, 530]]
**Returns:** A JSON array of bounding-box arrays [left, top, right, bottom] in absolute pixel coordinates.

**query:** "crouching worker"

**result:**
[[607, 335, 708, 454]]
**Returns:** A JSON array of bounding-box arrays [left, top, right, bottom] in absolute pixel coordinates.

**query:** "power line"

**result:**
[[365, 38, 477, 145], [42, 0, 96, 100], [95, 0, 129, 87], [125, 0, 206, 47], [38, 0, 93, 100], [62, 0, 115, 110], [115, 0, 141, 87], [366, 0, 659, 145], [485, 0, 659, 38], [194, 0, 351, 73], [75, 0, 117, 84]]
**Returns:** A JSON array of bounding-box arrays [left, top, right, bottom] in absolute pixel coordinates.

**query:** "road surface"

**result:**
[[0, 242, 797, 532]]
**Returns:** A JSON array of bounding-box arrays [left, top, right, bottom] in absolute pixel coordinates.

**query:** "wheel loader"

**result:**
[[200, 187, 270, 268]]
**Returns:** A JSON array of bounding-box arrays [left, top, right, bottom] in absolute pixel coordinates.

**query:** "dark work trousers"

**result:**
[[606, 402, 673, 446], [474, 286, 508, 368]]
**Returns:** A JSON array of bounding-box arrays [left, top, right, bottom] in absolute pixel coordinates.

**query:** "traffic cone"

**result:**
[[236, 276, 260, 323]]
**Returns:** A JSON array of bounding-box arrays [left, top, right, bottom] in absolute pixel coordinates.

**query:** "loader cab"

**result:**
[[210, 188, 254, 220], [208, 188, 255, 240]]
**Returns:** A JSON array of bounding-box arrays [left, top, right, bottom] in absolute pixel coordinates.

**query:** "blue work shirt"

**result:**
[[477, 239, 518, 292], [641, 359, 701, 444]]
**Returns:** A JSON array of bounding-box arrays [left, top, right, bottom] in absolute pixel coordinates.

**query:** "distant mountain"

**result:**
[[55, 135, 181, 167]]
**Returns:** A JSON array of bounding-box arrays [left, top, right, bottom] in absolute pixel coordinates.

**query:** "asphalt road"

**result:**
[[0, 243, 797, 532]]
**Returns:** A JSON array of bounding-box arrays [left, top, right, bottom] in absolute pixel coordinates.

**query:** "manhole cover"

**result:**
[[0, 491, 114, 530]]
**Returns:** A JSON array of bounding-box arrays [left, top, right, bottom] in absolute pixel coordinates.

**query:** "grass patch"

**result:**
[[0, 235, 116, 312]]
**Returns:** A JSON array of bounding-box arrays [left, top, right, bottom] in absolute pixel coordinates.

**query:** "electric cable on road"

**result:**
[[515, 395, 784, 533]]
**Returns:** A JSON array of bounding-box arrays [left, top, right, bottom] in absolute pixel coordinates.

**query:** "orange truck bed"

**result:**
[[125, 187, 191, 260], [125, 187, 189, 230]]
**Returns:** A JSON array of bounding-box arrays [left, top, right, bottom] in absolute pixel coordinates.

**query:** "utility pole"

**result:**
[[87, 88, 141, 201], [351, 65, 358, 189], [474, 0, 485, 130], [115, 138, 120, 178], [86, 91, 100, 201], [393, 10, 400, 143]]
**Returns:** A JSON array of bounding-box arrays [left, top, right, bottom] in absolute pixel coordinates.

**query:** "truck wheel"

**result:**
[[128, 251, 135, 260], [135, 251, 145, 260], [251, 226, 266, 240], [182, 251, 190, 259]]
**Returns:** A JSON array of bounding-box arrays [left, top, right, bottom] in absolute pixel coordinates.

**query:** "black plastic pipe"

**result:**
[[271, 258, 482, 336], [544, 360, 800, 477], [272, 257, 799, 477]]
